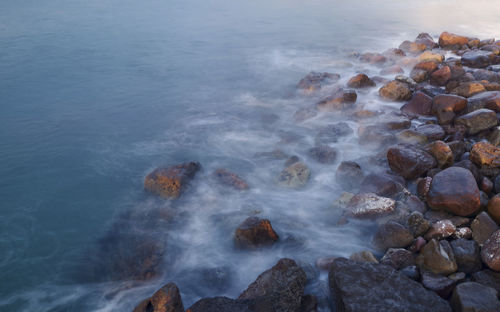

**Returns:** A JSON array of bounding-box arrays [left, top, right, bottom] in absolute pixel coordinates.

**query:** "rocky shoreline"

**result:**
[[106, 31, 500, 311]]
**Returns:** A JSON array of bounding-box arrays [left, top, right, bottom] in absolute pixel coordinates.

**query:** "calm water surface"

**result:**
[[1, 0, 499, 310]]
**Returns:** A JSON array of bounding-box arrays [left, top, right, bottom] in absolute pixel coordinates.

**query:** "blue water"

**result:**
[[1, 0, 499, 311]]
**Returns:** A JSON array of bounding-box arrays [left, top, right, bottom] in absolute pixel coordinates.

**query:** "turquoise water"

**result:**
[[1, 0, 499, 310]]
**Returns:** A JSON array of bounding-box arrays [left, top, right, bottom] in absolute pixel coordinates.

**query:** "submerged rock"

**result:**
[[317, 89, 357, 111], [308, 145, 337, 164], [481, 230, 500, 271], [328, 258, 451, 312], [234, 217, 279, 249], [134, 282, 184, 312], [297, 71, 340, 92], [144, 162, 201, 199], [277, 162, 310, 188], [214, 168, 249, 190], [335, 161, 363, 191]]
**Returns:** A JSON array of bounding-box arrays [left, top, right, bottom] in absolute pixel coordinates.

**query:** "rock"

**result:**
[[419, 51, 444, 63], [426, 141, 453, 168], [421, 271, 456, 298], [359, 125, 395, 146], [387, 144, 437, 180], [409, 236, 427, 253], [462, 50, 495, 68], [316, 257, 338, 271], [453, 160, 482, 184], [439, 32, 469, 50], [380, 65, 404, 75], [399, 194, 427, 214], [315, 122, 353, 145], [380, 248, 415, 270], [416, 33, 438, 49], [467, 91, 500, 113], [471, 269, 500, 294], [487, 194, 500, 224], [470, 141, 500, 168], [359, 172, 404, 197], [349, 251, 379, 264], [488, 127, 500, 145], [234, 217, 279, 249], [299, 294, 318, 312], [407, 211, 431, 237], [417, 177, 432, 199], [450, 282, 500, 312], [372, 221, 413, 251], [424, 220, 456, 240], [427, 167, 481, 216], [379, 81, 412, 101], [400, 91, 433, 116], [410, 68, 429, 83], [316, 89, 357, 111], [431, 66, 451, 86], [383, 114, 411, 130], [134, 282, 184, 312], [395, 75, 417, 88], [415, 124, 446, 141], [277, 162, 310, 188], [360, 52, 387, 65], [396, 129, 428, 144], [329, 258, 452, 312], [347, 73, 375, 88], [453, 227, 473, 239], [451, 238, 482, 273], [414, 61, 439, 74], [456, 109, 498, 134], [297, 72, 340, 92], [481, 176, 494, 194], [238, 258, 307, 312], [335, 161, 363, 191], [451, 82, 486, 98], [416, 239, 457, 275], [400, 40, 427, 54], [346, 193, 396, 218], [448, 272, 466, 282], [308, 145, 337, 164], [214, 169, 249, 190], [471, 212, 499, 246], [144, 162, 201, 199], [448, 140, 467, 160]]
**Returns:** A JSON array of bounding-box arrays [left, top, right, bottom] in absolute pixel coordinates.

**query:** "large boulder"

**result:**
[[234, 217, 279, 249], [379, 81, 412, 101], [450, 282, 500, 312], [387, 144, 437, 180], [455, 108, 498, 134], [328, 258, 452, 312], [134, 282, 184, 312], [144, 162, 201, 199], [481, 230, 500, 271], [439, 32, 469, 50], [426, 167, 481, 216]]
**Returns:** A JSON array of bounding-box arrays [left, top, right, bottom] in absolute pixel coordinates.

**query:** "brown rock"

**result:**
[[415, 124, 446, 141], [399, 40, 427, 54], [372, 221, 414, 251], [387, 144, 437, 180], [416, 33, 438, 49], [379, 81, 412, 101], [427, 167, 481, 217], [451, 82, 486, 97], [317, 89, 357, 111], [214, 169, 249, 190], [470, 141, 500, 168], [453, 227, 473, 239], [360, 52, 387, 65], [426, 141, 453, 168], [380, 65, 404, 75], [297, 72, 340, 92], [462, 50, 494, 68], [380, 248, 415, 270], [417, 239, 457, 275], [451, 238, 482, 273], [308, 145, 337, 164], [417, 177, 432, 199], [419, 51, 444, 63], [359, 172, 404, 197], [347, 193, 396, 218], [455, 108, 498, 134], [144, 162, 201, 199], [424, 220, 456, 240], [487, 194, 500, 224], [134, 282, 184, 312], [349, 251, 379, 264], [400, 91, 433, 116], [467, 91, 500, 113], [471, 212, 499, 246], [439, 32, 469, 50], [430, 66, 451, 86], [414, 61, 439, 74], [410, 68, 429, 83], [408, 211, 431, 237], [277, 161, 310, 188], [421, 271, 456, 298], [347, 73, 375, 88], [234, 217, 279, 249]]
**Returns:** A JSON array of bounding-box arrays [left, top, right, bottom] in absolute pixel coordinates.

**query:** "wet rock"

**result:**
[[416, 33, 438, 50], [329, 258, 452, 312], [419, 51, 444, 63], [416, 239, 457, 275], [462, 50, 495, 68], [187, 297, 253, 312], [424, 220, 456, 240], [453, 159, 482, 184], [426, 141, 453, 168], [134, 282, 184, 312], [335, 161, 363, 191], [427, 167, 481, 217], [359, 172, 404, 197], [451, 81, 487, 97], [481, 176, 494, 194], [308, 145, 337, 164], [277, 162, 310, 188], [399, 194, 427, 213], [395, 75, 417, 88], [451, 238, 482, 273], [383, 114, 411, 130], [471, 212, 499, 246], [214, 169, 249, 190], [294, 107, 318, 122], [409, 236, 427, 253], [450, 282, 500, 312], [380, 65, 404, 75], [415, 124, 446, 141], [315, 122, 353, 145], [472, 68, 499, 82], [417, 176, 432, 199], [234, 217, 279, 249], [467, 91, 500, 113], [470, 141, 500, 168], [346, 193, 396, 219], [379, 81, 412, 101], [349, 251, 379, 264], [359, 125, 395, 146], [299, 294, 318, 312], [347, 73, 375, 88], [360, 52, 387, 65], [396, 129, 428, 144], [238, 258, 307, 312], [372, 221, 413, 251], [387, 143, 437, 180], [400, 91, 433, 116], [284, 155, 300, 167], [400, 40, 427, 54], [448, 140, 467, 160], [439, 32, 469, 50], [456, 109, 498, 134], [421, 271, 456, 298], [431, 66, 451, 86], [410, 68, 429, 83], [380, 248, 415, 270], [297, 72, 340, 92], [414, 60, 439, 75], [316, 89, 357, 111], [471, 269, 500, 294], [487, 194, 500, 224], [488, 127, 500, 145], [453, 227, 473, 239], [408, 211, 430, 237], [144, 162, 201, 199]]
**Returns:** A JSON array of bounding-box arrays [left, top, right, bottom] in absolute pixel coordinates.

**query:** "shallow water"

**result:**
[[1, 0, 500, 311]]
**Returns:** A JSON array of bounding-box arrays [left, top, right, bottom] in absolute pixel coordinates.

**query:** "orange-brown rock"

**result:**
[[416, 33, 438, 49], [419, 51, 444, 63], [400, 91, 433, 116], [145, 162, 201, 199], [456, 109, 498, 134], [297, 71, 340, 93], [450, 82, 486, 98], [426, 141, 453, 168], [234, 217, 279, 249], [347, 73, 375, 88], [387, 144, 437, 179], [213, 168, 249, 190], [430, 66, 451, 86], [470, 141, 500, 168], [134, 283, 184, 312], [399, 40, 427, 54], [360, 52, 387, 65], [414, 61, 439, 74], [439, 32, 469, 50], [380, 65, 404, 75], [316, 89, 357, 111], [487, 194, 500, 224], [432, 94, 467, 124], [379, 81, 412, 101]]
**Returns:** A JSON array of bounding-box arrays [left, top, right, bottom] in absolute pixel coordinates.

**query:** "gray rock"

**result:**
[[450, 282, 500, 312], [451, 238, 482, 273]]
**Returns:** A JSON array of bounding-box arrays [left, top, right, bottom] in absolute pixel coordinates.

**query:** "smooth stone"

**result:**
[[455, 109, 498, 135], [481, 230, 500, 271], [387, 143, 437, 180], [234, 217, 279, 249], [451, 238, 482, 274], [471, 212, 499, 246], [450, 282, 500, 312], [416, 239, 457, 275]]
